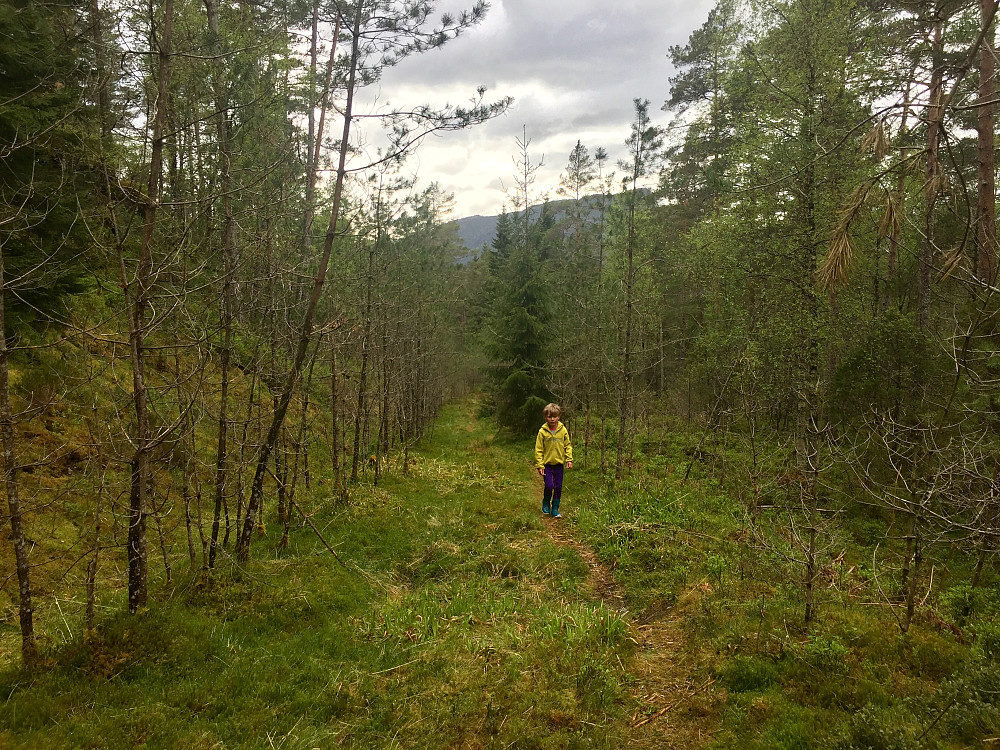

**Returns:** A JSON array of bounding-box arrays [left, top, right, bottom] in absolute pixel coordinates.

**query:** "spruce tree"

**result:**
[[0, 0, 96, 330]]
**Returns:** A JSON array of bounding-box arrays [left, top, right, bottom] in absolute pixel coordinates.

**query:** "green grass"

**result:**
[[568, 416, 1000, 749], [4, 399, 1000, 748], [0, 402, 635, 748]]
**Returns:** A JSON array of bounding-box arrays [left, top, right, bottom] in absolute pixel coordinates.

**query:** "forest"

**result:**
[[3, 0, 1000, 747]]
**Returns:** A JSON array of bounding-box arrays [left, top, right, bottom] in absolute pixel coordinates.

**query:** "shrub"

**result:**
[[718, 654, 779, 693], [971, 621, 1000, 662], [795, 634, 850, 675]]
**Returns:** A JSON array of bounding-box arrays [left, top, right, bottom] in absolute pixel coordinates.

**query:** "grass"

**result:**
[[0, 401, 636, 748], [4, 398, 1000, 748], [568, 416, 1000, 749]]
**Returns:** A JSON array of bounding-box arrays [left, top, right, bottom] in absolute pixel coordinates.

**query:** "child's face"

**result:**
[[545, 413, 560, 429]]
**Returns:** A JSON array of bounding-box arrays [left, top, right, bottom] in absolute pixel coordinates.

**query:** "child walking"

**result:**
[[534, 403, 573, 518]]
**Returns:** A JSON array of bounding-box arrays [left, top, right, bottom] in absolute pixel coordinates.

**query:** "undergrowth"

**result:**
[[1, 401, 634, 748], [570, 416, 1000, 749], [3, 399, 999, 748]]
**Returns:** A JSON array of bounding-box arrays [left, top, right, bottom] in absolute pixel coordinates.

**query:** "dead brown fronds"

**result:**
[[819, 181, 872, 291], [877, 190, 902, 240], [923, 157, 947, 199], [860, 121, 891, 160], [819, 228, 855, 292], [938, 244, 966, 282]]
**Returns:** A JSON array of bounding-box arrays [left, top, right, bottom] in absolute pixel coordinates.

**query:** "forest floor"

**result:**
[[3, 397, 998, 748], [541, 488, 719, 749], [0, 399, 720, 749]]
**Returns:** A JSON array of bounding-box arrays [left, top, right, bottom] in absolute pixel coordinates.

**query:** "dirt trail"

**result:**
[[541, 492, 720, 747]]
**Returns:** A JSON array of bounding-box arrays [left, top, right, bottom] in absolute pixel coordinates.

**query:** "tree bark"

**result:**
[[236, 6, 362, 561], [204, 0, 235, 571], [0, 241, 37, 667], [918, 18, 944, 331], [125, 0, 174, 612], [977, 0, 997, 284]]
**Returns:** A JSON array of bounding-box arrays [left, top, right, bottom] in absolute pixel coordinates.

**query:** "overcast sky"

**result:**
[[356, 0, 717, 219]]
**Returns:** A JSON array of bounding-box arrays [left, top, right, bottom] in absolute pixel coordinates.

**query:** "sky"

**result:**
[[356, 0, 717, 219]]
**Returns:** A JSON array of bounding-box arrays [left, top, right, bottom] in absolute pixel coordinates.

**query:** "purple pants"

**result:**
[[544, 464, 565, 498], [542, 464, 564, 515]]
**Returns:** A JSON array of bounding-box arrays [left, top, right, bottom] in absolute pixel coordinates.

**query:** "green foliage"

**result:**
[[480, 207, 553, 435], [970, 621, 1000, 661], [718, 654, 779, 693], [829, 309, 936, 421], [829, 705, 919, 750], [0, 0, 98, 330], [792, 634, 851, 675], [940, 583, 1000, 627], [0, 402, 635, 748]]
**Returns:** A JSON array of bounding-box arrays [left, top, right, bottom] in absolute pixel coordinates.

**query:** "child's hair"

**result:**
[[543, 403, 562, 418]]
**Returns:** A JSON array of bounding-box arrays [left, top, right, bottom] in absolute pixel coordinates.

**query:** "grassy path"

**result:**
[[534, 452, 715, 749], [1, 400, 714, 748]]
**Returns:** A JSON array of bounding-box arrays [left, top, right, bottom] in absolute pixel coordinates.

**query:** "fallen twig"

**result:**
[[919, 564, 936, 607], [631, 679, 716, 728], [288, 496, 351, 570]]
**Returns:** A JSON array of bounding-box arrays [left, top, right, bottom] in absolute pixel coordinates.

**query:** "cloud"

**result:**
[[357, 0, 716, 218]]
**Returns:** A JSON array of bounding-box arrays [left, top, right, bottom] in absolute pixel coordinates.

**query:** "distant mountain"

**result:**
[[451, 214, 498, 254], [448, 194, 616, 256]]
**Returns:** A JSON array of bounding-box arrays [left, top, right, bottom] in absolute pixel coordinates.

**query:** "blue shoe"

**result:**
[[542, 503, 550, 515]]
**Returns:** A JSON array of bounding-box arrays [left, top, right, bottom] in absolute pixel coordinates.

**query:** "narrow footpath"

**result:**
[[530, 468, 718, 748]]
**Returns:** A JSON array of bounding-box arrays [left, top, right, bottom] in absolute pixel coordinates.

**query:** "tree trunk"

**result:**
[[237, 7, 362, 561], [884, 73, 911, 312], [903, 517, 922, 633], [330, 342, 341, 489], [616, 188, 637, 480], [352, 245, 375, 482], [125, 0, 173, 612], [977, 0, 997, 284], [918, 18, 944, 331], [204, 0, 236, 571], [0, 243, 37, 667]]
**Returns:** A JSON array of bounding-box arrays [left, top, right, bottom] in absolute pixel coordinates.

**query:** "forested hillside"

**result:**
[[3, 0, 1000, 747]]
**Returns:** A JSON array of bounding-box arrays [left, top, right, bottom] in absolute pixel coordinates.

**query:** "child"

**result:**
[[534, 403, 573, 518]]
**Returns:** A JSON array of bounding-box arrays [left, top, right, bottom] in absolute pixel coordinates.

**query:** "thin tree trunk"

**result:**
[[175, 350, 196, 568], [237, 7, 362, 561], [903, 518, 922, 632], [125, 0, 173, 612], [353, 245, 375, 481], [886, 67, 913, 303], [616, 187, 637, 480], [0, 241, 37, 667], [85, 405, 106, 638], [152, 496, 172, 584], [204, 0, 236, 571], [302, 13, 342, 266], [330, 341, 341, 487], [919, 19, 944, 331], [977, 0, 997, 284]]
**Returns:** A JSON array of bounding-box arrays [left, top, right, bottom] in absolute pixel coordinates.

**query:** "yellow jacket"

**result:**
[[535, 422, 573, 468]]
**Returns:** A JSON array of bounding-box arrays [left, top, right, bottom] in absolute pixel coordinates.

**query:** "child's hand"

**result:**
[[537, 467, 544, 476], [566, 461, 573, 469]]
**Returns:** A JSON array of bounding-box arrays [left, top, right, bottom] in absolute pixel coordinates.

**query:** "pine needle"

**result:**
[[819, 181, 872, 291], [939, 245, 965, 282], [923, 158, 947, 199], [860, 121, 890, 160], [820, 228, 855, 291], [877, 190, 902, 240]]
